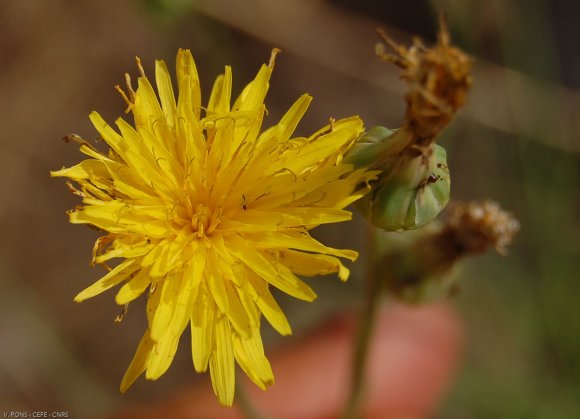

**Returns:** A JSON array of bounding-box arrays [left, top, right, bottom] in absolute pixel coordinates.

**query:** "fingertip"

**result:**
[[246, 302, 463, 418], [364, 302, 464, 417]]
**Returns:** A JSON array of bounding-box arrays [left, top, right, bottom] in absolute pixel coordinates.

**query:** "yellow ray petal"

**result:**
[[155, 59, 177, 131], [149, 228, 190, 278], [74, 259, 139, 302], [232, 208, 352, 229], [235, 281, 261, 328], [209, 313, 235, 407], [187, 239, 206, 291], [176, 48, 201, 119], [114, 118, 176, 192], [141, 236, 172, 268], [205, 118, 234, 185], [245, 270, 291, 336], [207, 66, 232, 115], [120, 328, 154, 393], [247, 165, 354, 210], [259, 94, 312, 144], [136, 126, 181, 187], [146, 333, 180, 380], [309, 168, 378, 209], [50, 159, 109, 180], [176, 77, 205, 175], [227, 235, 317, 302], [252, 230, 358, 261], [223, 279, 253, 338], [88, 111, 130, 164], [95, 239, 152, 264], [275, 249, 350, 281], [273, 116, 364, 175], [170, 271, 198, 338], [69, 205, 171, 238], [232, 63, 271, 112], [207, 74, 224, 116], [133, 76, 166, 133], [191, 281, 215, 372], [150, 276, 180, 341], [204, 247, 252, 338], [115, 268, 152, 305], [205, 251, 229, 317], [146, 280, 163, 325], [233, 329, 274, 390]]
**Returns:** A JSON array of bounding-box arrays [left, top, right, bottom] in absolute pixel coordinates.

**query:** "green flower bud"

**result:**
[[345, 126, 401, 168], [353, 134, 451, 231]]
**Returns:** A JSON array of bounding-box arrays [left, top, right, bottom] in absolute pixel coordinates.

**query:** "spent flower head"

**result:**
[[52, 49, 376, 406], [379, 200, 519, 303], [376, 18, 472, 147], [347, 21, 472, 232]]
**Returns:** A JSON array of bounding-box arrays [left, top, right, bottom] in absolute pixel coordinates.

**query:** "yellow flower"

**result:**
[[52, 49, 375, 406]]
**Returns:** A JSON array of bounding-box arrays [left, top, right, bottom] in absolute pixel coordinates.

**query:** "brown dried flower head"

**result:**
[[376, 18, 472, 147], [445, 201, 520, 255]]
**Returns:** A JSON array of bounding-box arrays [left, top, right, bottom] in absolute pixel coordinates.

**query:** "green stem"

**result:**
[[235, 373, 270, 419], [342, 225, 382, 419]]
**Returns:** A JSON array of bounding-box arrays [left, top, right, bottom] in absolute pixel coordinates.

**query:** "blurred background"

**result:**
[[0, 0, 578, 417]]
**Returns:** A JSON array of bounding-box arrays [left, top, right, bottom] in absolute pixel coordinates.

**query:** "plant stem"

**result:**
[[236, 373, 270, 419], [342, 224, 382, 419]]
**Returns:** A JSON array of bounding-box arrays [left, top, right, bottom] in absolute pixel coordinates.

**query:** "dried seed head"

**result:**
[[376, 19, 472, 147], [378, 200, 519, 303], [444, 201, 520, 255]]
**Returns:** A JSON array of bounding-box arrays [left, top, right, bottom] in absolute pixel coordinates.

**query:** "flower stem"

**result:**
[[235, 373, 270, 419], [342, 224, 382, 419]]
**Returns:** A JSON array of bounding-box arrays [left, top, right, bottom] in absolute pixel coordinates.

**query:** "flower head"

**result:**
[[52, 49, 375, 406], [375, 19, 472, 147]]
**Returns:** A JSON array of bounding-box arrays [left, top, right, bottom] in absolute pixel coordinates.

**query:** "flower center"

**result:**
[[191, 204, 221, 237]]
